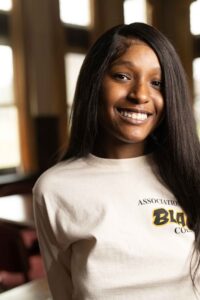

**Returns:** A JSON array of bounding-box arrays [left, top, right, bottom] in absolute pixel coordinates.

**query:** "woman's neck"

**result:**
[[93, 138, 146, 159]]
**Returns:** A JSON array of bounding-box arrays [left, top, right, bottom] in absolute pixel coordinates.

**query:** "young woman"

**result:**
[[33, 22, 200, 299]]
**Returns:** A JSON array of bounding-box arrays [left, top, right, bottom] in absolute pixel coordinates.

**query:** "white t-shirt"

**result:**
[[33, 154, 199, 300]]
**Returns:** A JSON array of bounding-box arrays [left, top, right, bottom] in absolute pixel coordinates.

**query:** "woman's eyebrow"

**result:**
[[111, 60, 161, 72]]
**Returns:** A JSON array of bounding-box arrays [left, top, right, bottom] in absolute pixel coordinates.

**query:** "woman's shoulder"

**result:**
[[33, 157, 88, 197]]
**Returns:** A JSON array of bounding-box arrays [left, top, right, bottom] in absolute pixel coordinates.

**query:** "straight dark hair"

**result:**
[[63, 23, 200, 284]]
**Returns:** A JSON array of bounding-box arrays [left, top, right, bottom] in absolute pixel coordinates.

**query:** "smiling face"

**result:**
[[96, 39, 164, 158]]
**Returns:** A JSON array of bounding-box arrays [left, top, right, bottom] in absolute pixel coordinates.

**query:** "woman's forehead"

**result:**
[[110, 38, 160, 70], [110, 36, 156, 62]]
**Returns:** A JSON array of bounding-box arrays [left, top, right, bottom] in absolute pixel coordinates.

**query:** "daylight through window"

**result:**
[[59, 0, 91, 27], [0, 45, 20, 169], [124, 0, 147, 24]]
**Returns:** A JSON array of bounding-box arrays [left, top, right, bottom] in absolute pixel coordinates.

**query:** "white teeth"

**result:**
[[120, 110, 148, 121]]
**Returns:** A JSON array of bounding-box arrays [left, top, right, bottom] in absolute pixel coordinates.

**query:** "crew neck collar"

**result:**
[[85, 153, 153, 170]]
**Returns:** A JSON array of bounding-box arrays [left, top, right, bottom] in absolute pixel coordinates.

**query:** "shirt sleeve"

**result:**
[[33, 192, 73, 300]]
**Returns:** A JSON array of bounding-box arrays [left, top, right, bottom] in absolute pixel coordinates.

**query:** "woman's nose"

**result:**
[[128, 82, 149, 104]]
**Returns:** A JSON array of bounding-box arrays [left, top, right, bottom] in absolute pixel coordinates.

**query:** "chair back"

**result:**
[[0, 222, 29, 282]]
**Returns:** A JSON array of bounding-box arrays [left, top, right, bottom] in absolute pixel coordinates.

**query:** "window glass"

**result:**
[[65, 53, 85, 114], [0, 107, 20, 168], [124, 0, 147, 24], [0, 0, 12, 11], [190, 0, 200, 35], [193, 58, 200, 136], [0, 45, 14, 104], [59, 0, 91, 27], [0, 45, 21, 170]]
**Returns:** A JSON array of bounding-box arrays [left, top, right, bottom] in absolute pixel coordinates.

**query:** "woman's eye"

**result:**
[[151, 80, 162, 89], [113, 73, 130, 81]]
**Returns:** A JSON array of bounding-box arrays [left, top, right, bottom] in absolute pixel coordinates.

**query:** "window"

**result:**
[[0, 0, 12, 11], [64, 52, 85, 119], [124, 0, 147, 24], [59, 0, 91, 27], [190, 1, 200, 136], [0, 45, 21, 170], [190, 0, 200, 35], [193, 58, 200, 136]]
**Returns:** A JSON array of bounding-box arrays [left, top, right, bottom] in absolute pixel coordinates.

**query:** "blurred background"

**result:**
[[0, 0, 200, 178], [0, 0, 200, 297]]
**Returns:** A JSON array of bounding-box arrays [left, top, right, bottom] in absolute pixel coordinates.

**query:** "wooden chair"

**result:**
[[0, 222, 29, 291]]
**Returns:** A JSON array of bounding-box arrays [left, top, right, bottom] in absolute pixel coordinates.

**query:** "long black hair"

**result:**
[[63, 22, 200, 283]]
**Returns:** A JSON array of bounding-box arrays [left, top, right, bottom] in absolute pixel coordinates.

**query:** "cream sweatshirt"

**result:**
[[33, 154, 199, 300]]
